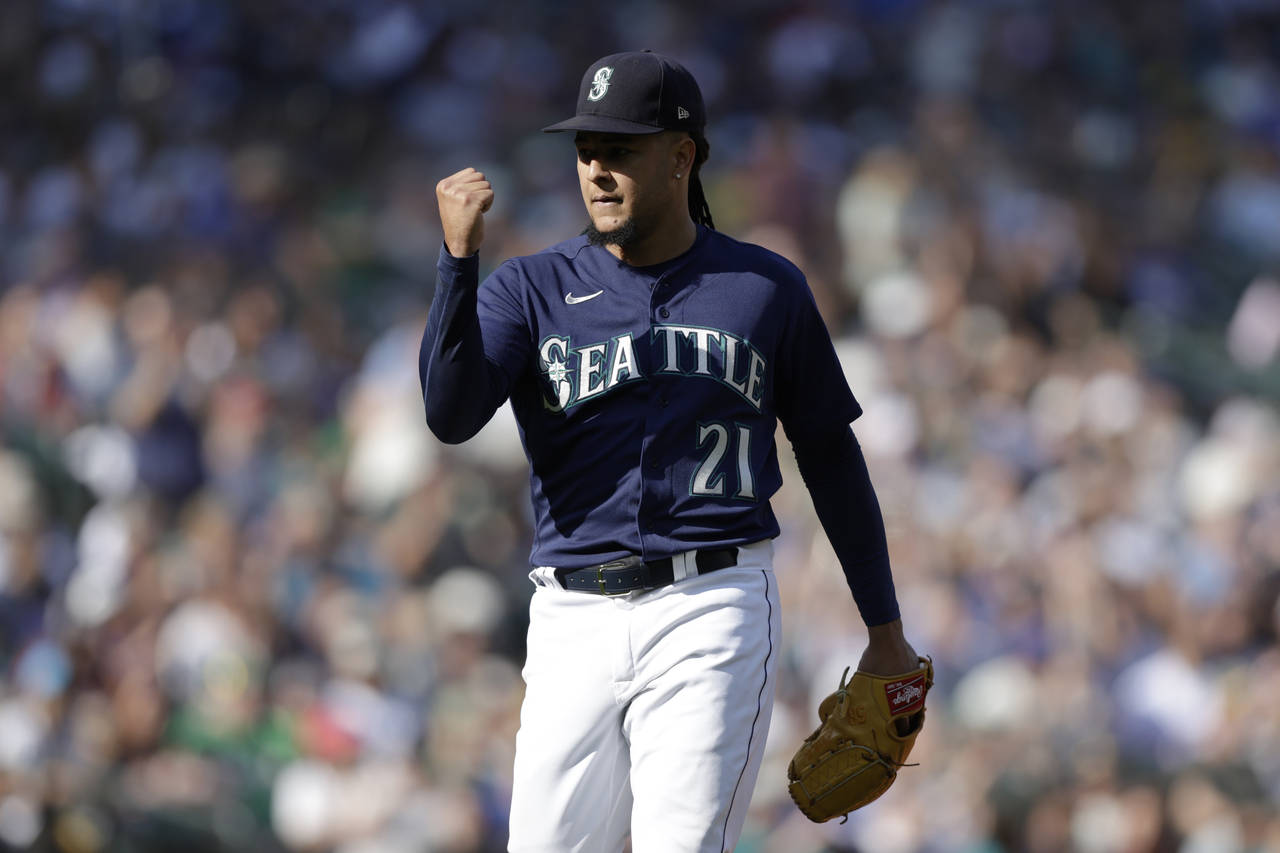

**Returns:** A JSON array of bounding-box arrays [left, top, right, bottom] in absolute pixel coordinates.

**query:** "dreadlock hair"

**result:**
[[688, 131, 715, 230]]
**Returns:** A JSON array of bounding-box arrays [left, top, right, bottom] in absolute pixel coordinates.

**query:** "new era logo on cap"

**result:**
[[543, 50, 706, 135]]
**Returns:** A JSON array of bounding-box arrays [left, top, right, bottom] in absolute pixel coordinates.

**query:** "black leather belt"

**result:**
[[556, 547, 739, 595]]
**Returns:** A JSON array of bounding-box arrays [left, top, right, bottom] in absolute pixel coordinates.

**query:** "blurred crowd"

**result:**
[[1, 0, 1278, 851]]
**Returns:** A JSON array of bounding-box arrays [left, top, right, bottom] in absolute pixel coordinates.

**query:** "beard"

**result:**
[[584, 216, 641, 250]]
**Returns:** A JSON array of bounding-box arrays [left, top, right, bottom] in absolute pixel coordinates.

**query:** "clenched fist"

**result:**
[[436, 167, 494, 258]]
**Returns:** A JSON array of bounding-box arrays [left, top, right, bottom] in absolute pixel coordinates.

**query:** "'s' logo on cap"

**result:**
[[587, 66, 613, 102]]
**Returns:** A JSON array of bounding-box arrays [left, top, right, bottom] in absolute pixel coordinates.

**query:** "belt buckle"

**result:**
[[595, 556, 642, 596]]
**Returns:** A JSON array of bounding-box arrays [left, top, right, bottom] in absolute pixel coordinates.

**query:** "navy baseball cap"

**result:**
[[543, 50, 705, 135]]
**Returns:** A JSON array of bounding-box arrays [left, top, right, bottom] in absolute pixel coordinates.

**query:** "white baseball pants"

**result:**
[[508, 539, 780, 853]]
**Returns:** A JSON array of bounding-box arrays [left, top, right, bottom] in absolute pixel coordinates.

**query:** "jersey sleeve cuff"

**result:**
[[437, 243, 480, 281]]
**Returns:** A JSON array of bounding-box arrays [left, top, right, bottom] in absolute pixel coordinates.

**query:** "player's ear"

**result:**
[[669, 132, 695, 174]]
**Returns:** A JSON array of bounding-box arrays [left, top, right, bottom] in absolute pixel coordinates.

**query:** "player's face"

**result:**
[[574, 132, 682, 243]]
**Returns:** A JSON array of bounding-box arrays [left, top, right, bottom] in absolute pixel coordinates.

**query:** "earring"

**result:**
[[675, 172, 682, 179]]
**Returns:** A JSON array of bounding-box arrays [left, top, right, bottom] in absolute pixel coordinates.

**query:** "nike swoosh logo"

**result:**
[[565, 290, 604, 305]]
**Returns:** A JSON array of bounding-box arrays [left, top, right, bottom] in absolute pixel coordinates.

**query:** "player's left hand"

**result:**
[[857, 618, 919, 677], [787, 654, 933, 821]]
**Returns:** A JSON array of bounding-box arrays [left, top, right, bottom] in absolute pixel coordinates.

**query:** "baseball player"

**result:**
[[420, 51, 919, 852]]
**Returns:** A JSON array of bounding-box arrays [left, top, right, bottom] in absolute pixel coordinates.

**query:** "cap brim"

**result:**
[[541, 114, 667, 134]]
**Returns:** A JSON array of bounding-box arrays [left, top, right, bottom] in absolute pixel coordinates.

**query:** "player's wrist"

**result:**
[[443, 240, 479, 259], [866, 618, 905, 641], [859, 620, 919, 676], [438, 242, 481, 273]]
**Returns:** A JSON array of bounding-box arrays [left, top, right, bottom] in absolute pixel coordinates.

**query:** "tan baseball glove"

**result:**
[[787, 657, 933, 822]]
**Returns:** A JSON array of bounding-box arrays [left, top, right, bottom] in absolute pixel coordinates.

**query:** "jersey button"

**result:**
[[658, 307, 670, 319]]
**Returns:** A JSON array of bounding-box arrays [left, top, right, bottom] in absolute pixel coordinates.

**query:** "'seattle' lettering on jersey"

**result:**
[[429, 226, 862, 569], [537, 325, 767, 412]]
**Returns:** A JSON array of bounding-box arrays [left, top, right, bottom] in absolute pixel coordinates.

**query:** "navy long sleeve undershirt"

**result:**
[[788, 425, 900, 626], [420, 245, 900, 626], [419, 250, 509, 444]]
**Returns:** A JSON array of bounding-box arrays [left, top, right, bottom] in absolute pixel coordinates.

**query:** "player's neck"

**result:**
[[608, 215, 697, 267]]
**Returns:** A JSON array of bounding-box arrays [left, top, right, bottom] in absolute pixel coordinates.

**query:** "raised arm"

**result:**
[[419, 168, 527, 444]]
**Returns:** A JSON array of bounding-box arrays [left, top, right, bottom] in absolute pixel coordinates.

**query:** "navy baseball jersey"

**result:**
[[421, 225, 863, 570]]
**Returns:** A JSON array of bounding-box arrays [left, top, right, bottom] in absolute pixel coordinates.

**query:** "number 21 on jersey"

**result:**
[[692, 421, 755, 500]]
